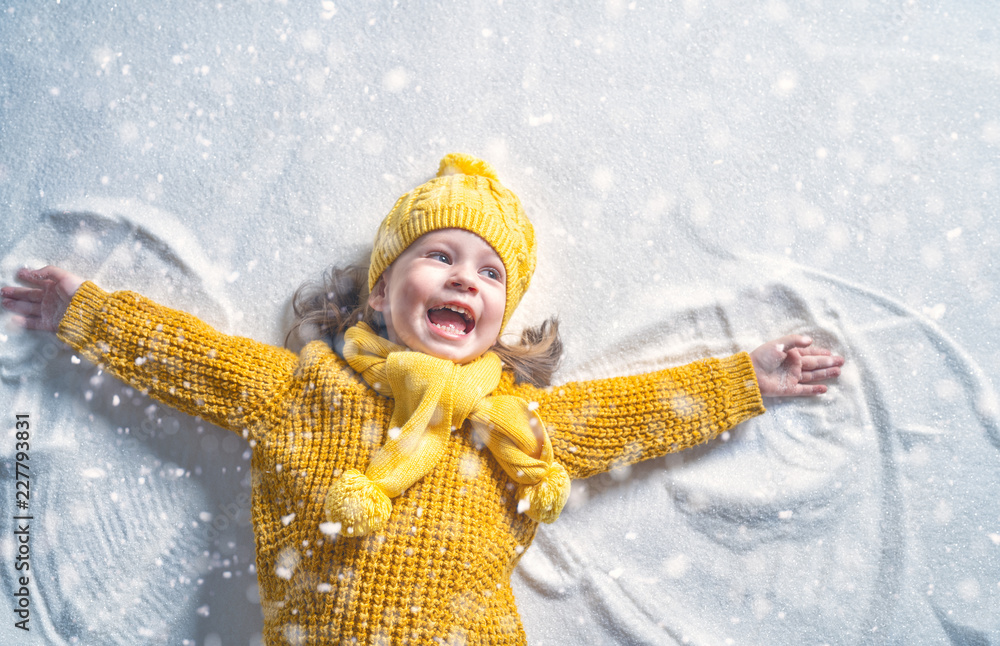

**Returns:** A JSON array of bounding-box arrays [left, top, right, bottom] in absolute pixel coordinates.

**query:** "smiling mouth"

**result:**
[[427, 304, 475, 335]]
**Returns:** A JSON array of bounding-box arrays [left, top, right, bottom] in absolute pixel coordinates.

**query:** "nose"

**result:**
[[449, 264, 478, 294]]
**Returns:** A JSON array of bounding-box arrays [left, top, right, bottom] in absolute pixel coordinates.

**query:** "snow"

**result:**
[[2, 1, 999, 644]]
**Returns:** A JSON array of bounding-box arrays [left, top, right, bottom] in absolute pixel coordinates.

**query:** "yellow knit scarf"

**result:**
[[324, 322, 570, 537]]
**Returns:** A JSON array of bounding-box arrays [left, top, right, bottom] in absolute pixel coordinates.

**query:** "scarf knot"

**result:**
[[324, 323, 570, 536]]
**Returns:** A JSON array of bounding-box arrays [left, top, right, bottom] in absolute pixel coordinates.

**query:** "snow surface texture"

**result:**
[[1, 2, 998, 644]]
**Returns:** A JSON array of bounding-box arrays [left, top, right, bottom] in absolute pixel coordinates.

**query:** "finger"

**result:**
[[800, 354, 843, 371], [1, 286, 45, 304], [778, 383, 828, 396], [794, 384, 828, 396], [800, 366, 842, 382], [778, 334, 815, 350], [21, 316, 55, 332], [16, 266, 64, 286], [1, 297, 42, 318], [797, 346, 832, 358], [5, 313, 48, 331], [5, 314, 29, 328]]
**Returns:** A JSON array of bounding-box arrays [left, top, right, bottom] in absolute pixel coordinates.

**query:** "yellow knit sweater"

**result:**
[[58, 281, 765, 645]]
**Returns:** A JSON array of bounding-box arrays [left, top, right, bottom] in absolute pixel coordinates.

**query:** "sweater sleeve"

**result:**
[[57, 281, 299, 436], [512, 353, 765, 480]]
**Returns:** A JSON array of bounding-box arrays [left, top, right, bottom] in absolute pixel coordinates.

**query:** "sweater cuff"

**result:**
[[57, 280, 111, 353], [718, 351, 766, 427]]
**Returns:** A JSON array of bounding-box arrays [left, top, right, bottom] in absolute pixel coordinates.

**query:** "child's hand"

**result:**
[[1, 266, 86, 333], [750, 335, 844, 397]]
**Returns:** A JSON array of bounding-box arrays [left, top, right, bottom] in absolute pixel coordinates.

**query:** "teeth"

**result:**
[[440, 304, 471, 321], [431, 322, 466, 334], [429, 304, 473, 336]]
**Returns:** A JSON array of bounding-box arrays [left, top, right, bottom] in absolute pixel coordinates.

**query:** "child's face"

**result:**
[[369, 228, 507, 364]]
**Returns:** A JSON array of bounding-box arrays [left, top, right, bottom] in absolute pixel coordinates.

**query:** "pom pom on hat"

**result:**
[[437, 153, 499, 181], [324, 469, 393, 537]]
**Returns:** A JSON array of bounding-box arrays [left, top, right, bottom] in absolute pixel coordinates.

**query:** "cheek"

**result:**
[[486, 291, 507, 330]]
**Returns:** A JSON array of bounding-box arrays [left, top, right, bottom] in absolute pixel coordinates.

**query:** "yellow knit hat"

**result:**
[[369, 153, 536, 331]]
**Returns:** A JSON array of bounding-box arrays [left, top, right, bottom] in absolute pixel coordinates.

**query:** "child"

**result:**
[[2, 153, 843, 645]]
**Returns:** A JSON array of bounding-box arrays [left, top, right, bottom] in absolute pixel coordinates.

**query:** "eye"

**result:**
[[480, 267, 503, 282], [429, 252, 450, 264]]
